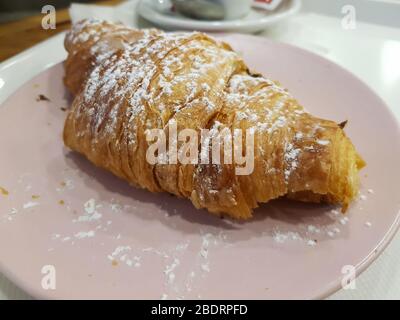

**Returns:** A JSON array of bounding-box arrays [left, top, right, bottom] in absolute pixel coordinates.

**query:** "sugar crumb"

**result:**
[[23, 201, 39, 209], [307, 239, 317, 246]]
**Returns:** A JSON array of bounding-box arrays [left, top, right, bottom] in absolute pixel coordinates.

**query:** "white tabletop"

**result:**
[[0, 0, 399, 299]]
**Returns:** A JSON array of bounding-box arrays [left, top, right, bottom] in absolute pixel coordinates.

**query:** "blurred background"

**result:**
[[0, 0, 395, 22], [0, 0, 95, 23], [0, 0, 123, 61]]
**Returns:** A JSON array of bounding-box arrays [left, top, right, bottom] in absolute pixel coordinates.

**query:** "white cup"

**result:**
[[219, 0, 252, 20], [171, 0, 252, 20]]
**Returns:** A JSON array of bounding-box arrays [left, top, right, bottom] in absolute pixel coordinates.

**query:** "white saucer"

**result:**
[[137, 0, 301, 33]]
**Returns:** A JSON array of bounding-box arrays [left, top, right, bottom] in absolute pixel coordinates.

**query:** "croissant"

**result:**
[[63, 19, 365, 219]]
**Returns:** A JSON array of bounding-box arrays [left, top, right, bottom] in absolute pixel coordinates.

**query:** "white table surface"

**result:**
[[0, 0, 399, 299]]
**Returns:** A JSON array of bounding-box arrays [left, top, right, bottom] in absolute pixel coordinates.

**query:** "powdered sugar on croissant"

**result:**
[[63, 20, 365, 219]]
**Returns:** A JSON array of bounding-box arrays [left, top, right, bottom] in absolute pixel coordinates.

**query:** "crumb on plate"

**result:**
[[36, 94, 50, 102], [0, 186, 9, 196]]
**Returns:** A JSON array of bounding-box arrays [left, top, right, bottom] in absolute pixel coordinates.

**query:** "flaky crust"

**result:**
[[63, 20, 365, 219]]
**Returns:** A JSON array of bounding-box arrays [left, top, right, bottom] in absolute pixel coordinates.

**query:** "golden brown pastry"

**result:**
[[63, 19, 365, 219]]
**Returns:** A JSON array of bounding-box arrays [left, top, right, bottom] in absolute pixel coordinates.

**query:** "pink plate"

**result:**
[[0, 34, 399, 299]]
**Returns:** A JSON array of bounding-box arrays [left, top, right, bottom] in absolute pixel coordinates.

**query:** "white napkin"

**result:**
[[69, 0, 140, 26]]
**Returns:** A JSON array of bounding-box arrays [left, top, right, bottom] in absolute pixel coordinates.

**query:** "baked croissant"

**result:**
[[63, 19, 365, 219]]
